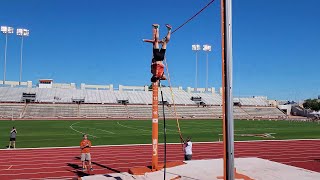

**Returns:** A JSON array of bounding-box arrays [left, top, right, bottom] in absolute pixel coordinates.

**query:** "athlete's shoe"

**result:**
[[152, 24, 160, 29], [160, 75, 167, 80], [90, 168, 93, 171], [82, 168, 86, 172], [151, 76, 158, 83], [165, 24, 172, 30]]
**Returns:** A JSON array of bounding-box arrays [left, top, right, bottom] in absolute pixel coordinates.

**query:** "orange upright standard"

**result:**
[[151, 81, 159, 170]]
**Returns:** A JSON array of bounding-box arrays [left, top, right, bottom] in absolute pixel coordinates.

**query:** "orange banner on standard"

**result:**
[[151, 82, 159, 170]]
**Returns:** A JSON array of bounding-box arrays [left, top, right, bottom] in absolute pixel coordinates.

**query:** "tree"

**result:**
[[303, 99, 320, 111]]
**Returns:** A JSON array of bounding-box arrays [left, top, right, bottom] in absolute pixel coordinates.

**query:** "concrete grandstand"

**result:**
[[0, 80, 286, 120]]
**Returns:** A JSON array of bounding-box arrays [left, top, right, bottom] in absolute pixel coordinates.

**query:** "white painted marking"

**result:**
[[117, 121, 177, 134], [116, 121, 151, 132], [69, 122, 98, 138], [152, 139, 158, 156], [7, 165, 12, 170], [72, 126, 115, 134]]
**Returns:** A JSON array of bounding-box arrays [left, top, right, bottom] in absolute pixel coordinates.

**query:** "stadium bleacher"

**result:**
[[241, 107, 286, 118], [80, 104, 127, 118], [0, 103, 25, 118], [0, 87, 269, 106], [23, 104, 78, 118], [0, 86, 285, 119], [0, 103, 285, 119]]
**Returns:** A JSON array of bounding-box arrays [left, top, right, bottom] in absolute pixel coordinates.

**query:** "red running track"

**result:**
[[0, 140, 320, 180]]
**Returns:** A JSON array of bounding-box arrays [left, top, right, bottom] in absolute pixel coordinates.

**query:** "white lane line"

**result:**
[[0, 153, 317, 165], [0, 170, 75, 176], [7, 165, 13, 170], [69, 122, 98, 138], [1, 153, 318, 166], [15, 176, 74, 180], [0, 146, 317, 162], [0, 139, 319, 151]]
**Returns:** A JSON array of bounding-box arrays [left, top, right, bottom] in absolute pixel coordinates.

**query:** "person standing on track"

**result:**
[[80, 134, 93, 171], [8, 127, 17, 149], [184, 137, 192, 161]]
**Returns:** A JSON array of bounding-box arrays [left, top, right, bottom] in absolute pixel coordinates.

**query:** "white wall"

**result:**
[[278, 104, 291, 115], [39, 83, 52, 88]]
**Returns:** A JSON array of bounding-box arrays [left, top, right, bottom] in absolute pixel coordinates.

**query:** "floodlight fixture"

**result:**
[[203, 44, 212, 52], [17, 28, 30, 37], [1, 26, 14, 34], [192, 44, 201, 51]]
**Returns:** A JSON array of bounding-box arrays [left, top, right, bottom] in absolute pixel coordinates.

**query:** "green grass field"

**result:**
[[0, 119, 320, 148]]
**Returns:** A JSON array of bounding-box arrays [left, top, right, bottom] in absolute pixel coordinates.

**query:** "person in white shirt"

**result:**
[[184, 137, 192, 161]]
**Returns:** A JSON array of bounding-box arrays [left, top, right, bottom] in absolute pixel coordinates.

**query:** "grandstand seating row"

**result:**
[[0, 103, 285, 119], [0, 87, 269, 106]]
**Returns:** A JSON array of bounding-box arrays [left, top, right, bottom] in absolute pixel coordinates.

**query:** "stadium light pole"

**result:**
[[1, 26, 14, 85], [192, 44, 201, 92], [203, 44, 212, 91], [16, 28, 30, 85]]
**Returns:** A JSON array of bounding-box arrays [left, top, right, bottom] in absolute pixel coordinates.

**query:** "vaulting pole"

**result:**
[[221, 0, 234, 179], [151, 81, 159, 170]]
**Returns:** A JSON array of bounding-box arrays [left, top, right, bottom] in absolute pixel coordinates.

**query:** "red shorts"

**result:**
[[151, 63, 164, 78]]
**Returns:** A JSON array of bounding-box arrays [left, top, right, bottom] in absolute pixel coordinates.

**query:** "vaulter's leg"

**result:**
[[151, 24, 161, 82], [161, 24, 172, 50], [152, 24, 160, 49], [154, 24, 172, 81]]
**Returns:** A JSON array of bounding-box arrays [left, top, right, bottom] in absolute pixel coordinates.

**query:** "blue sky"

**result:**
[[0, 0, 319, 100]]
